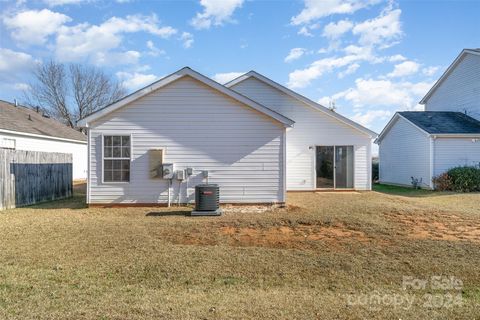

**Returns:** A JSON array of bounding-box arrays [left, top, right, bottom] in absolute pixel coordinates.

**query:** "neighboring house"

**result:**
[[376, 49, 480, 188], [0, 100, 88, 180], [78, 67, 377, 206], [420, 48, 480, 120]]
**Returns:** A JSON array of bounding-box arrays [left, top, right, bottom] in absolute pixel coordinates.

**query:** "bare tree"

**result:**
[[25, 60, 126, 130]]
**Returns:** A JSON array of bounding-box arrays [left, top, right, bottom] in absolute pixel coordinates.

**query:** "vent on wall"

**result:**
[[149, 149, 164, 179], [0, 138, 16, 150]]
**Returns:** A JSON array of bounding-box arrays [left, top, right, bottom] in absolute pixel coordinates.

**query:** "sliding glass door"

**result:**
[[316, 146, 354, 189], [316, 146, 334, 188]]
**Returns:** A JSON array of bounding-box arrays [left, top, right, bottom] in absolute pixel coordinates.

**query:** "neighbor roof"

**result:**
[[399, 111, 480, 134], [77, 67, 295, 128], [225, 71, 378, 138], [0, 100, 87, 142], [419, 48, 480, 104]]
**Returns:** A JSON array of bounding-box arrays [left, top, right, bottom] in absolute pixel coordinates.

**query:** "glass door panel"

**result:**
[[316, 146, 334, 188], [335, 146, 354, 189]]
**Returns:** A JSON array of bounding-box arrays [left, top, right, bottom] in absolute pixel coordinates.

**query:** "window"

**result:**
[[103, 135, 130, 182]]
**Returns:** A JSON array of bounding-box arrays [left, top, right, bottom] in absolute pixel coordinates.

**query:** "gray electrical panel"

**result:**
[[162, 163, 174, 179], [202, 170, 209, 178], [186, 167, 193, 176], [176, 170, 185, 180]]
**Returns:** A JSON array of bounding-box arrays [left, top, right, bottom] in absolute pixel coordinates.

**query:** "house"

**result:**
[[77, 67, 377, 206], [376, 49, 480, 188], [226, 71, 377, 191], [0, 100, 88, 180]]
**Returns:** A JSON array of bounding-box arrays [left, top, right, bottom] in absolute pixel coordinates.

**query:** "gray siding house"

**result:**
[[377, 49, 480, 188]]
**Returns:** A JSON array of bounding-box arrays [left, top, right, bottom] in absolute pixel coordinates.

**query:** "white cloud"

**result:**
[[43, 0, 86, 6], [322, 19, 353, 39], [331, 78, 432, 109], [212, 72, 245, 84], [388, 54, 406, 62], [298, 26, 313, 37], [0, 48, 36, 75], [422, 66, 440, 76], [352, 7, 402, 47], [285, 48, 306, 62], [287, 45, 378, 88], [288, 55, 357, 88], [180, 32, 194, 48], [387, 60, 420, 78], [14, 82, 31, 91], [338, 63, 359, 78], [146, 40, 165, 56], [291, 0, 379, 25], [55, 14, 177, 65], [0, 48, 38, 86], [351, 109, 392, 127], [116, 71, 158, 91], [191, 0, 244, 29], [3, 9, 71, 45]]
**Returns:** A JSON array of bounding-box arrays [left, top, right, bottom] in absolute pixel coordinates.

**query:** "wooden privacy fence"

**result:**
[[0, 149, 72, 210]]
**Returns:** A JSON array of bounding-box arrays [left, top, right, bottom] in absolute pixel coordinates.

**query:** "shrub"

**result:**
[[446, 166, 480, 192], [432, 166, 480, 192], [432, 172, 453, 191]]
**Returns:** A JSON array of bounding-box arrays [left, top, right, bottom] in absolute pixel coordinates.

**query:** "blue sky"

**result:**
[[0, 0, 479, 135]]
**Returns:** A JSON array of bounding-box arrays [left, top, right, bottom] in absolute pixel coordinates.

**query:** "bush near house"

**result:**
[[433, 166, 480, 192]]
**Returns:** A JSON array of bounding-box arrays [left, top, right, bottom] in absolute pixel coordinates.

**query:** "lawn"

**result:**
[[0, 184, 479, 319]]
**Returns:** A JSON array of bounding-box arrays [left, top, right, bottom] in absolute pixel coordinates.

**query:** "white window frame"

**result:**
[[101, 133, 132, 184]]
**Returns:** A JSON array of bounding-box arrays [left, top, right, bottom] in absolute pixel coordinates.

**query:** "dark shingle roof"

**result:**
[[399, 111, 480, 134], [0, 100, 87, 142]]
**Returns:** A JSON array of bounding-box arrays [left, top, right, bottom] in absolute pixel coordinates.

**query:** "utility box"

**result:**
[[149, 149, 164, 179], [176, 170, 185, 180], [162, 163, 174, 179]]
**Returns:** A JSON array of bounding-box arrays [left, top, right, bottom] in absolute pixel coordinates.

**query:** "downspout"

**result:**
[[429, 135, 436, 189], [86, 127, 90, 204]]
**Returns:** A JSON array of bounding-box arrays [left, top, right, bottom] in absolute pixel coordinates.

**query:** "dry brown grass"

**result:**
[[0, 184, 479, 319]]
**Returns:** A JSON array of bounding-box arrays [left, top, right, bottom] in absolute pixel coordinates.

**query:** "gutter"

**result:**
[[0, 128, 87, 144]]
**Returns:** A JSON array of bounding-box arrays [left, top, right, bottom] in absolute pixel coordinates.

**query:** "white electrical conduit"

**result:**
[[167, 179, 171, 207]]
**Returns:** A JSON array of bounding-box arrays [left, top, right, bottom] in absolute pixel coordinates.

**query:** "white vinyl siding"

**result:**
[[425, 53, 480, 121], [433, 138, 480, 176], [230, 77, 372, 190], [88, 76, 285, 204], [0, 132, 87, 179], [378, 117, 431, 188]]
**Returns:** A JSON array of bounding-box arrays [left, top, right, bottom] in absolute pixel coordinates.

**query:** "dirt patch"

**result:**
[[386, 209, 480, 242], [170, 223, 373, 250]]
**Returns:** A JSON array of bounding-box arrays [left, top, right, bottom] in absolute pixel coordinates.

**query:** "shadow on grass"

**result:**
[[146, 211, 191, 217], [373, 183, 454, 198]]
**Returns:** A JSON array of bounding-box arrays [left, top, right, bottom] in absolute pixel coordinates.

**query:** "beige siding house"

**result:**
[[78, 67, 376, 206]]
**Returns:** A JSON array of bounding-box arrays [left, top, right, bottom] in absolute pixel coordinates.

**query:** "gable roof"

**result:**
[[376, 111, 480, 143], [225, 71, 377, 138], [77, 67, 294, 128], [419, 48, 480, 104], [0, 100, 87, 143]]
